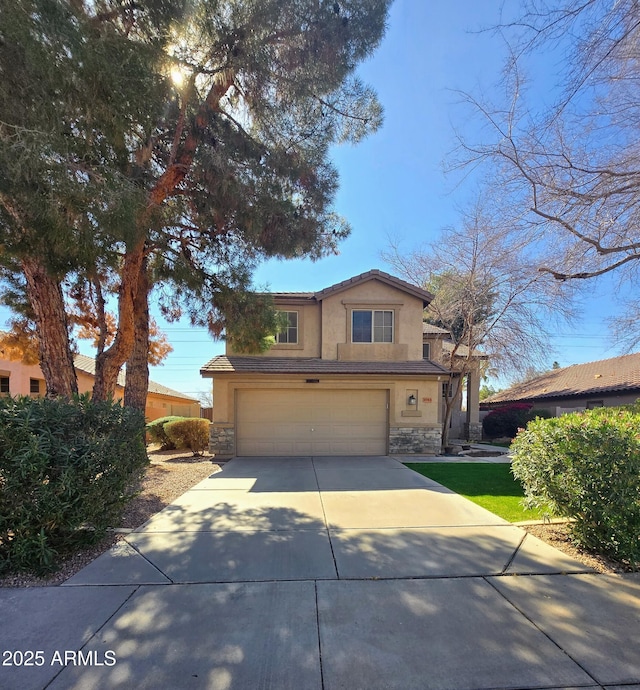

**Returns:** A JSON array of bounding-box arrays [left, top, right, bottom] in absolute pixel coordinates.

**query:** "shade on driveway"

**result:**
[[2, 456, 638, 690]]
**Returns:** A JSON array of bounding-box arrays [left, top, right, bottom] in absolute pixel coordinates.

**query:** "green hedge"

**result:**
[[146, 415, 185, 449], [511, 403, 640, 568], [164, 418, 210, 456], [482, 403, 553, 439], [0, 395, 148, 575]]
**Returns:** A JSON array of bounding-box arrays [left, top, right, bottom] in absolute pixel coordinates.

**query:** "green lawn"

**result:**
[[406, 462, 552, 523]]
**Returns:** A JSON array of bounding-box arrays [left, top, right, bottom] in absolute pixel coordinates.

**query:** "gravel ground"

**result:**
[[522, 522, 630, 574], [0, 447, 222, 588], [1, 453, 629, 586]]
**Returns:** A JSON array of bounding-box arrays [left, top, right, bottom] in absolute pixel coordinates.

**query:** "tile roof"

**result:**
[[268, 270, 435, 306], [483, 352, 640, 405], [73, 354, 198, 401], [441, 341, 487, 359], [422, 323, 486, 358], [200, 355, 449, 377], [423, 323, 450, 335], [315, 268, 434, 306]]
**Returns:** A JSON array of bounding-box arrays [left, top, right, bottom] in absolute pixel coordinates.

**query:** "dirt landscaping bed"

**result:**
[[522, 522, 628, 574]]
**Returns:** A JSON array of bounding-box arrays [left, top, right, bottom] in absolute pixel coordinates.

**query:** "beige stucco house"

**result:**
[[0, 353, 200, 421], [200, 269, 451, 457]]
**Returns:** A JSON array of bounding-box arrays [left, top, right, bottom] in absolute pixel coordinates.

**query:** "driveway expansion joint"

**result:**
[[483, 574, 603, 688]]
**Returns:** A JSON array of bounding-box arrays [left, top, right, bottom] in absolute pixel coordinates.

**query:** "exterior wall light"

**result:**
[[407, 394, 417, 406]]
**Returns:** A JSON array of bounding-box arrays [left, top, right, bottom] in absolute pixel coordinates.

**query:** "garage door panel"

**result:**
[[236, 389, 387, 456]]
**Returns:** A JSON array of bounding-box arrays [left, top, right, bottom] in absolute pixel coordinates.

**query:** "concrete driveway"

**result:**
[[2, 456, 639, 690]]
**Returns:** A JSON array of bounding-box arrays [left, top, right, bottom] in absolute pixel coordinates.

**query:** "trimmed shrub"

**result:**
[[482, 402, 534, 439], [164, 418, 210, 456], [146, 415, 185, 449], [522, 407, 554, 426], [0, 394, 148, 575], [511, 403, 640, 568]]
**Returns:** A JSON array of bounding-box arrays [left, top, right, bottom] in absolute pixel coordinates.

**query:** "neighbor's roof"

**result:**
[[73, 354, 198, 402], [200, 355, 449, 377], [483, 352, 640, 405]]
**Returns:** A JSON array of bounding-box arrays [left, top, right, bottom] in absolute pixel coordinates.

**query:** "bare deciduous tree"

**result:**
[[453, 0, 640, 346], [383, 200, 574, 448]]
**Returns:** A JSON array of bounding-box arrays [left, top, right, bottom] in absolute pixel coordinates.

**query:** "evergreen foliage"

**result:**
[[0, 395, 147, 575], [146, 415, 186, 450], [482, 403, 552, 439], [164, 418, 210, 456], [511, 404, 640, 568], [0, 0, 392, 405]]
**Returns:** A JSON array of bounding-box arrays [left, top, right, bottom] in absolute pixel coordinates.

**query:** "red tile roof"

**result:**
[[200, 356, 449, 377], [483, 352, 640, 405]]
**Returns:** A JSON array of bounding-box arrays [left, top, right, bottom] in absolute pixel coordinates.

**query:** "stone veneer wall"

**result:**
[[389, 426, 442, 455], [464, 422, 483, 441], [209, 424, 235, 458]]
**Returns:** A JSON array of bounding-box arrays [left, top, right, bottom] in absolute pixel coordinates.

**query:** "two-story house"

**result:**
[[200, 269, 451, 457]]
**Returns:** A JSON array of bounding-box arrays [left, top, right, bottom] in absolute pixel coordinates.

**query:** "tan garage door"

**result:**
[[236, 389, 388, 456]]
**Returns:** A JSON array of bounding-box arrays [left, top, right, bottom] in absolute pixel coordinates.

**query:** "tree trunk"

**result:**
[[124, 258, 150, 413], [441, 373, 464, 450], [91, 78, 235, 402], [21, 256, 78, 398], [92, 240, 146, 401]]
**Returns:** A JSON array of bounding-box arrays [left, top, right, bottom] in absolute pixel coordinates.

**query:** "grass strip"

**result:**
[[406, 462, 552, 523]]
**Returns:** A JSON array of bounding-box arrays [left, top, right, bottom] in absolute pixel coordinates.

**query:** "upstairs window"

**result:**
[[276, 311, 298, 344], [352, 310, 393, 343], [422, 342, 431, 359]]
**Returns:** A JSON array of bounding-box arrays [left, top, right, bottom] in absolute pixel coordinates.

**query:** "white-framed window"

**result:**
[[352, 309, 393, 343], [276, 311, 298, 344], [422, 342, 430, 359]]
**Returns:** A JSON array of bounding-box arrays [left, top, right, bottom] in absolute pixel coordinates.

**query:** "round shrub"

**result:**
[[511, 404, 640, 568], [164, 418, 210, 456], [0, 394, 148, 575], [522, 408, 553, 425], [146, 415, 185, 449], [482, 402, 533, 439]]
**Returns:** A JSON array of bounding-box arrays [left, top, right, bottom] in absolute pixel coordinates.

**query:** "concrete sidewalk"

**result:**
[[1, 456, 639, 690]]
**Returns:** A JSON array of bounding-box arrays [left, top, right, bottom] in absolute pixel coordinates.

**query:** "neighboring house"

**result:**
[[422, 323, 486, 440], [0, 352, 200, 421], [200, 269, 451, 457], [481, 352, 640, 415]]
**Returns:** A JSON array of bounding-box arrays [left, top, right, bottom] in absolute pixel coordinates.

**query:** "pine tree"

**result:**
[[1, 0, 391, 408]]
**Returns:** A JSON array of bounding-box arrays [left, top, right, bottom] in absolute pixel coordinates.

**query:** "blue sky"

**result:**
[[109, 0, 633, 398], [1, 1, 627, 400]]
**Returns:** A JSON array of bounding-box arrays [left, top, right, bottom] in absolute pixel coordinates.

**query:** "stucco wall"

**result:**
[[0, 359, 45, 396], [321, 281, 425, 361], [1, 358, 199, 421], [268, 301, 321, 358]]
